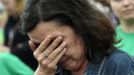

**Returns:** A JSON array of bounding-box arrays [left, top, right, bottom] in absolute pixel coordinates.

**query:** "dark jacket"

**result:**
[[56, 49, 134, 75]]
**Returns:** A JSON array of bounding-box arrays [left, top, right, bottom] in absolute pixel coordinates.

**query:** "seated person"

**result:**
[[0, 2, 33, 75]]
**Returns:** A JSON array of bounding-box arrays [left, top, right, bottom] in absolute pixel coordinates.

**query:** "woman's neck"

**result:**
[[71, 60, 88, 75], [120, 19, 134, 33]]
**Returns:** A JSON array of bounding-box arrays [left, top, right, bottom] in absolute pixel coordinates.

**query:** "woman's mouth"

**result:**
[[60, 57, 69, 65], [61, 58, 72, 67], [122, 9, 134, 15], [62, 60, 71, 66]]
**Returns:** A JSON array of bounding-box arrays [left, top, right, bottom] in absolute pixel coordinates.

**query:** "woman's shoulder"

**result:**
[[107, 49, 134, 63], [102, 49, 134, 75]]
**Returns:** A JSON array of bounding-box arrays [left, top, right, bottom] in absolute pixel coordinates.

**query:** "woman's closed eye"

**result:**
[[33, 42, 41, 48]]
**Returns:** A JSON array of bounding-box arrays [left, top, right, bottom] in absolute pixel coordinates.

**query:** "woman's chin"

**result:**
[[63, 63, 78, 71]]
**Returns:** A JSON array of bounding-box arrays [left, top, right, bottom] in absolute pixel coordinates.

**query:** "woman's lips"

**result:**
[[122, 9, 134, 14], [61, 58, 72, 66], [62, 60, 71, 66]]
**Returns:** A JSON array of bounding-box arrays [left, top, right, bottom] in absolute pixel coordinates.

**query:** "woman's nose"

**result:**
[[122, 0, 130, 8]]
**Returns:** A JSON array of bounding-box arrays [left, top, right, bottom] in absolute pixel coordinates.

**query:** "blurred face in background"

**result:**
[[1, 0, 16, 16], [110, 0, 134, 21], [0, 2, 8, 28]]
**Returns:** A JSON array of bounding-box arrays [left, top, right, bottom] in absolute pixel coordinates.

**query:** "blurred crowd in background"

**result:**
[[0, 0, 134, 75]]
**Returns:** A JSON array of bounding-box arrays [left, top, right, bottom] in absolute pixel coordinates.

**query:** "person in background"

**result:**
[[1, 0, 38, 70], [0, 0, 8, 50], [90, 0, 119, 26], [110, 0, 134, 57], [0, 2, 33, 75], [21, 0, 134, 75]]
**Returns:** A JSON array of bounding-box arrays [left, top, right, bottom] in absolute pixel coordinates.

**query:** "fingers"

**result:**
[[34, 35, 65, 62], [41, 48, 66, 69], [44, 48, 66, 73], [32, 34, 67, 74], [48, 41, 66, 61], [43, 36, 63, 57], [52, 48, 67, 64], [36, 35, 54, 54], [34, 35, 58, 57], [37, 40, 66, 64]]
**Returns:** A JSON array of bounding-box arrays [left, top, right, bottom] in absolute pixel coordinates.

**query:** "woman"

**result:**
[[110, 0, 134, 57], [1, 0, 38, 70], [21, 0, 134, 75]]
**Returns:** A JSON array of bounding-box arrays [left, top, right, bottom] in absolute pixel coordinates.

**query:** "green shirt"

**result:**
[[0, 29, 4, 44], [0, 52, 34, 75], [115, 26, 134, 57]]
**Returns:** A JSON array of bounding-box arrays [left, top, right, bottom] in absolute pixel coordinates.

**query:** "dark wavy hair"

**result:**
[[21, 0, 115, 63]]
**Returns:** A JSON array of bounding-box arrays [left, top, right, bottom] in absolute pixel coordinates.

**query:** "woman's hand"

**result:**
[[29, 35, 66, 75]]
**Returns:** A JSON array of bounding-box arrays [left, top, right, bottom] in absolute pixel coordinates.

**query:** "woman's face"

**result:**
[[1, 0, 16, 16], [110, 0, 134, 21], [28, 21, 86, 71]]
